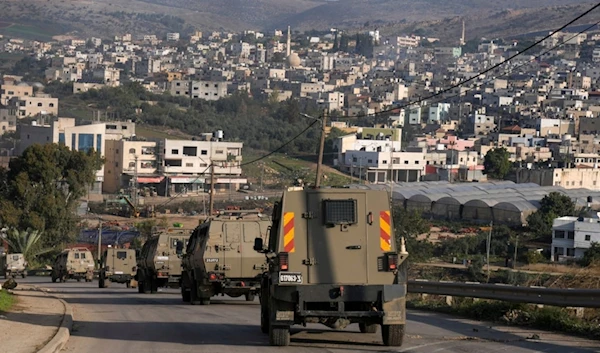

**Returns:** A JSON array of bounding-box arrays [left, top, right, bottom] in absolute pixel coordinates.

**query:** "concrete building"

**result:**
[[104, 139, 159, 194], [166, 33, 180, 41], [0, 83, 33, 105], [516, 168, 600, 190], [170, 80, 229, 100], [0, 108, 17, 134], [552, 215, 600, 261], [18, 118, 105, 193], [8, 96, 58, 118]]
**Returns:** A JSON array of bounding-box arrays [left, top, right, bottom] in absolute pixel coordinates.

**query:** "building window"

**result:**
[[567, 231, 575, 240], [37, 102, 43, 107], [415, 161, 419, 164], [78, 133, 94, 152], [566, 248, 575, 257], [215, 150, 224, 154], [186, 163, 193, 167], [382, 160, 387, 164], [71, 133, 76, 150], [586, 234, 591, 241], [96, 134, 102, 153], [404, 160, 409, 164], [171, 149, 179, 155], [165, 159, 182, 167], [183, 146, 197, 156], [129, 148, 136, 154], [367, 159, 372, 163], [129, 162, 135, 168], [49, 103, 54, 108], [58, 133, 65, 145], [554, 230, 565, 239]]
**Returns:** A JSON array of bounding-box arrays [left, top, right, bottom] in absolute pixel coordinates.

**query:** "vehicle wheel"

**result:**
[[181, 286, 191, 303], [260, 301, 269, 334], [22, 272, 27, 279], [269, 325, 290, 346], [150, 277, 158, 294], [359, 323, 378, 333], [99, 277, 105, 288], [77, 278, 81, 282], [190, 280, 201, 305], [126, 281, 131, 288], [381, 324, 404, 347], [245, 293, 256, 302]]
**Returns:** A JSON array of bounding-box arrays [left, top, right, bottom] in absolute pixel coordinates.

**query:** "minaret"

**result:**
[[460, 20, 466, 46], [287, 26, 291, 56]]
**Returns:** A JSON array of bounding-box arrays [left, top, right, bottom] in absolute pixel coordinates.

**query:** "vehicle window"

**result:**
[[323, 199, 357, 225], [74, 253, 80, 259], [81, 253, 86, 259], [117, 251, 127, 260], [12, 255, 19, 261]]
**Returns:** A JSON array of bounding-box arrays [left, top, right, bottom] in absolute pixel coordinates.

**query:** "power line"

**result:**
[[345, 2, 600, 120]]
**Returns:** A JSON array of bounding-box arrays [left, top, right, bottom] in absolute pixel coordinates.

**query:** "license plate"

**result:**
[[115, 271, 123, 275], [279, 272, 302, 284]]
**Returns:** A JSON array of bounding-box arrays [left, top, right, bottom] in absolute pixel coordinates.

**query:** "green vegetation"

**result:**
[[408, 296, 600, 340], [3, 229, 53, 265], [579, 242, 600, 267], [527, 192, 576, 241], [0, 23, 64, 41], [483, 147, 511, 180], [0, 291, 15, 313], [393, 207, 433, 262], [0, 144, 103, 262]]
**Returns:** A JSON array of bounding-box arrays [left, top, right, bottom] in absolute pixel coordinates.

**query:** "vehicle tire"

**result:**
[[150, 277, 158, 294], [260, 300, 269, 334], [269, 325, 290, 346], [200, 298, 210, 305], [60, 275, 67, 283], [359, 323, 378, 333], [381, 324, 404, 347], [99, 277, 105, 288], [190, 280, 201, 305], [126, 281, 131, 288], [181, 286, 191, 303], [22, 272, 27, 279], [245, 293, 255, 302]]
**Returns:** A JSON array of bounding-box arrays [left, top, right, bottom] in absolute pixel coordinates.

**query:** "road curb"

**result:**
[[14, 286, 73, 353]]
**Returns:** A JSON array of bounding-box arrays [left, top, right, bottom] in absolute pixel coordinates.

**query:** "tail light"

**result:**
[[385, 253, 398, 271], [208, 272, 221, 282], [278, 252, 289, 271], [132, 266, 137, 272], [106, 266, 110, 271]]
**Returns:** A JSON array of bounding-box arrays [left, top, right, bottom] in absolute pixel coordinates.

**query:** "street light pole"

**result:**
[[486, 221, 493, 282], [97, 218, 103, 270], [300, 113, 327, 188]]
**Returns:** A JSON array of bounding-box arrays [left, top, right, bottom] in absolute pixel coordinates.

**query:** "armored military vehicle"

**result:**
[[254, 187, 408, 347], [181, 210, 270, 305], [99, 247, 137, 288], [2, 253, 27, 279], [51, 247, 95, 282], [136, 228, 190, 293]]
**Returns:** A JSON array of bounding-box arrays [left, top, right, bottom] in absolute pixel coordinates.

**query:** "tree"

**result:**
[[579, 242, 600, 267], [0, 144, 103, 255], [4, 228, 53, 263], [393, 207, 433, 262], [527, 192, 576, 240], [483, 148, 511, 179]]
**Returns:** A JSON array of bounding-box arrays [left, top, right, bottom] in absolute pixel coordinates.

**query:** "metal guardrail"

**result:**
[[407, 280, 600, 308]]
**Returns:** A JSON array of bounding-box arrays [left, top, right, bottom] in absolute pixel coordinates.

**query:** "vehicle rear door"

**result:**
[[223, 222, 242, 278], [306, 191, 368, 284]]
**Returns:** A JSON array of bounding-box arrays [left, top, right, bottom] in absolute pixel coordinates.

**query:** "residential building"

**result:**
[[8, 96, 58, 118], [0, 83, 33, 105], [170, 80, 229, 100], [551, 215, 600, 261]]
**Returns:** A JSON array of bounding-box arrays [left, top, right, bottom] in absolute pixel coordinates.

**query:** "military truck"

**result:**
[[254, 187, 408, 347], [136, 228, 190, 293], [180, 210, 270, 305], [99, 247, 137, 288], [1, 253, 27, 279], [51, 247, 95, 282]]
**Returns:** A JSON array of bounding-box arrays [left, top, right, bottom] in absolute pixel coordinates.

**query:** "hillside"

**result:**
[[0, 0, 597, 40]]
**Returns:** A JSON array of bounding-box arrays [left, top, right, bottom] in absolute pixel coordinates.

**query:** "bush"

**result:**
[[526, 251, 545, 264]]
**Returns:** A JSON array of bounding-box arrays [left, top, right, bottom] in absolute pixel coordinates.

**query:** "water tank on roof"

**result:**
[[436, 144, 445, 151], [214, 130, 224, 140], [562, 134, 571, 143]]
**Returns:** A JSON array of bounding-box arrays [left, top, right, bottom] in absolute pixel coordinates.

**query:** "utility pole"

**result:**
[[486, 221, 493, 282], [259, 162, 264, 191], [209, 164, 215, 216], [315, 112, 328, 188], [97, 218, 102, 270], [133, 156, 139, 208], [513, 235, 519, 269]]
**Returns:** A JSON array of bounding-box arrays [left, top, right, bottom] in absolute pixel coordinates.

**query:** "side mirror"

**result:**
[[253, 238, 264, 252], [176, 240, 184, 255], [135, 249, 141, 258]]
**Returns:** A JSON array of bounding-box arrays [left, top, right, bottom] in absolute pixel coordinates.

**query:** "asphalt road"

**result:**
[[17, 277, 600, 353]]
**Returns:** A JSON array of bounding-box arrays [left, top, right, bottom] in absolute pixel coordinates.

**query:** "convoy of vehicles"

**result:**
[[253, 187, 408, 347], [51, 247, 95, 282], [1, 252, 27, 279], [99, 247, 137, 288], [136, 227, 190, 293], [181, 210, 270, 305]]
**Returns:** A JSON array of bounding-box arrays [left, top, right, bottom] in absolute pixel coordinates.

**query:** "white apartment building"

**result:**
[[552, 215, 600, 261], [166, 33, 180, 41], [170, 80, 229, 100], [428, 103, 450, 124]]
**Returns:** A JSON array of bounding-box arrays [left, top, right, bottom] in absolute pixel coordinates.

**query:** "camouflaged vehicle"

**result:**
[[99, 247, 137, 288], [2, 253, 27, 279], [180, 210, 270, 305], [136, 228, 190, 293], [51, 247, 95, 282], [254, 187, 408, 347]]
